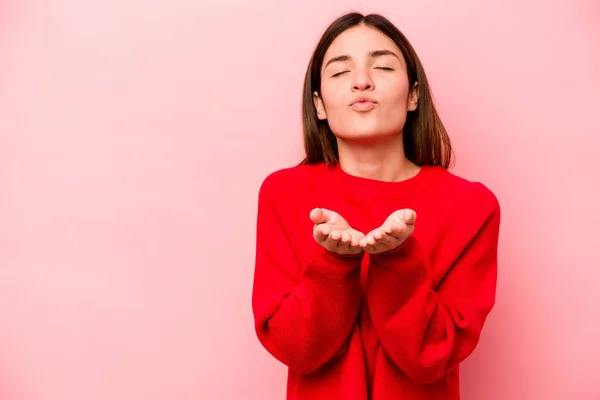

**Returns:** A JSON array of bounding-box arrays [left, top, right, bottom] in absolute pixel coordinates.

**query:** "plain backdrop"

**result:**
[[1, 0, 599, 399]]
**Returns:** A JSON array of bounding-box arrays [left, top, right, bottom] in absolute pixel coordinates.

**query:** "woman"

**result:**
[[252, 12, 501, 400]]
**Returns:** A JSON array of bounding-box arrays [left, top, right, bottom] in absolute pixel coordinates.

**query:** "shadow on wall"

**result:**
[[459, 246, 531, 399]]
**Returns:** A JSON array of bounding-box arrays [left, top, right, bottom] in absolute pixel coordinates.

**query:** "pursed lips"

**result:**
[[350, 96, 377, 111]]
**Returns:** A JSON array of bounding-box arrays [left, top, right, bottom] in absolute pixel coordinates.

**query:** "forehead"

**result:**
[[324, 25, 400, 60]]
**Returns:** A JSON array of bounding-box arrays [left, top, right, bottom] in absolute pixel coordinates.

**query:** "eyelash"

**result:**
[[331, 67, 394, 77]]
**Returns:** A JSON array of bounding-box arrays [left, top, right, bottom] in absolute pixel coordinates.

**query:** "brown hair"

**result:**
[[299, 12, 453, 169]]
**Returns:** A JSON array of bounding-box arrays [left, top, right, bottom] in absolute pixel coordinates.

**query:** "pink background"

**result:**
[[1, 0, 599, 399]]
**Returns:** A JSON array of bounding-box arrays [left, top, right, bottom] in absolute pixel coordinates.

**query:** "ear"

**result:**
[[313, 91, 327, 120], [407, 82, 419, 111]]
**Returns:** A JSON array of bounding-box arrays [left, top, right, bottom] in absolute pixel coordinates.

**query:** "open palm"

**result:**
[[310, 208, 365, 255], [360, 209, 416, 254]]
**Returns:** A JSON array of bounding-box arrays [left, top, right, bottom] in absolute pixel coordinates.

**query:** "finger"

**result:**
[[363, 236, 393, 254], [325, 231, 342, 248], [314, 225, 331, 242], [366, 234, 377, 246], [365, 228, 396, 248], [314, 230, 328, 243], [348, 232, 367, 249], [351, 234, 363, 247], [340, 231, 351, 244], [310, 208, 327, 224], [383, 223, 404, 239], [373, 228, 385, 240], [330, 230, 342, 241], [401, 209, 417, 224], [311, 208, 337, 225]]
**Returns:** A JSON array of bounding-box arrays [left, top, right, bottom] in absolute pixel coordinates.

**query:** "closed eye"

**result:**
[[331, 71, 349, 77], [375, 67, 394, 71]]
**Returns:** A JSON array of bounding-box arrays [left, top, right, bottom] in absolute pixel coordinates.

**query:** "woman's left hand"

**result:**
[[360, 209, 416, 254]]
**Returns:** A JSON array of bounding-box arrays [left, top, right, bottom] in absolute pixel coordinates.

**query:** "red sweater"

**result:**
[[252, 162, 501, 400]]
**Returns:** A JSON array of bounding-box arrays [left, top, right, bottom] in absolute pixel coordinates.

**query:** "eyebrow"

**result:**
[[324, 50, 400, 69]]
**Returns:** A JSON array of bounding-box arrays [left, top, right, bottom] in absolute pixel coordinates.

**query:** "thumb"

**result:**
[[310, 208, 332, 224], [401, 209, 417, 224]]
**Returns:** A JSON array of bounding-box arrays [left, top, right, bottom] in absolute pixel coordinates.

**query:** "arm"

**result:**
[[366, 191, 501, 384], [251, 176, 363, 374]]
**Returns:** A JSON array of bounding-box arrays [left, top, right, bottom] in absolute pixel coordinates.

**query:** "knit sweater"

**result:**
[[251, 161, 501, 400]]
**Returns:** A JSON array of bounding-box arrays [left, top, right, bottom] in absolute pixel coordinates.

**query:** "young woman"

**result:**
[[252, 12, 501, 400]]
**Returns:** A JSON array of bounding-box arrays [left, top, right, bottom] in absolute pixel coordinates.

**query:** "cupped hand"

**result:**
[[360, 209, 416, 254], [310, 208, 365, 256]]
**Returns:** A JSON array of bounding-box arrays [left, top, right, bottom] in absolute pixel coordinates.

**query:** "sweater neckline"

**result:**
[[324, 162, 442, 199]]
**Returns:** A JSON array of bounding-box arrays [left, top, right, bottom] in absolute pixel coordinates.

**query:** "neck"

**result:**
[[336, 134, 420, 182]]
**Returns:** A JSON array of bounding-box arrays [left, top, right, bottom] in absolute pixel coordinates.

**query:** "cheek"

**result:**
[[320, 86, 344, 114], [383, 94, 409, 128], [381, 80, 410, 109], [320, 94, 349, 130], [386, 94, 409, 117]]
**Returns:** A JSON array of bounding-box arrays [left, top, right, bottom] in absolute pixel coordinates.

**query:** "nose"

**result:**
[[352, 68, 373, 91]]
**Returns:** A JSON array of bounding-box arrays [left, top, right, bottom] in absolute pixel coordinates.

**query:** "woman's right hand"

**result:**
[[310, 208, 365, 256]]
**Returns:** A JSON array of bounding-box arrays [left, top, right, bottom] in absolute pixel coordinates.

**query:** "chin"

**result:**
[[333, 127, 400, 143]]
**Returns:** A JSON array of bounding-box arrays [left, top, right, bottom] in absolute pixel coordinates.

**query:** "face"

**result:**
[[313, 25, 419, 142]]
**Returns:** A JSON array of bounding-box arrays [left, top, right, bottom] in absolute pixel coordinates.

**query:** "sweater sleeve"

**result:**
[[366, 188, 501, 384], [251, 174, 363, 374]]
